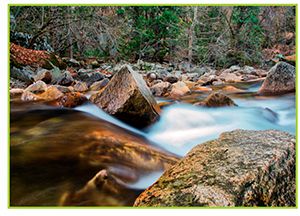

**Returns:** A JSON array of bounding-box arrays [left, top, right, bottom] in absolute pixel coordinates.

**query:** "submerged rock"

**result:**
[[60, 169, 141, 206], [196, 92, 236, 107], [10, 109, 178, 206], [90, 65, 160, 128], [258, 62, 295, 95], [134, 130, 296, 207]]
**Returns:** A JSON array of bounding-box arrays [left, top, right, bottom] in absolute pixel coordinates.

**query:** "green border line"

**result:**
[[8, 3, 11, 211], [7, 4, 298, 209], [296, 3, 299, 210], [7, 3, 298, 6]]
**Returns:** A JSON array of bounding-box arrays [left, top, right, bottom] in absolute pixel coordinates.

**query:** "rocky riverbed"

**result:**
[[10, 52, 296, 207]]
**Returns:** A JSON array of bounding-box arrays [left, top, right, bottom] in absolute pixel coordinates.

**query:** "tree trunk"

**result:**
[[68, 7, 74, 59], [188, 7, 198, 72]]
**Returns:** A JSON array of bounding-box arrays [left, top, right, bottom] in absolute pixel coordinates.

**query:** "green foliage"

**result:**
[[83, 48, 110, 58], [230, 6, 265, 65], [194, 7, 224, 65], [118, 6, 184, 62]]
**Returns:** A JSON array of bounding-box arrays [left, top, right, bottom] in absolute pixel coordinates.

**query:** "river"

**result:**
[[10, 80, 296, 206]]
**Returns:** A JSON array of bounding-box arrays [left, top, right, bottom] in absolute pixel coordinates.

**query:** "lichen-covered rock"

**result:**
[[89, 78, 110, 91], [34, 69, 52, 84], [90, 65, 160, 128], [25, 80, 47, 94], [196, 92, 236, 107], [73, 81, 88, 92], [54, 85, 72, 93], [21, 91, 42, 101], [258, 62, 295, 95], [219, 72, 242, 83], [134, 130, 296, 207], [150, 82, 172, 97], [56, 71, 74, 86], [10, 66, 34, 85], [21, 85, 63, 102], [10, 88, 24, 97], [77, 69, 105, 87]]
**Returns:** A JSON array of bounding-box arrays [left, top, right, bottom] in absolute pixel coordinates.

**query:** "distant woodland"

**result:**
[[10, 6, 295, 68]]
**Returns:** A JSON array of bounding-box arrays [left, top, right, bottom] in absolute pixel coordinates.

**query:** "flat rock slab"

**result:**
[[90, 65, 160, 128], [134, 130, 295, 207]]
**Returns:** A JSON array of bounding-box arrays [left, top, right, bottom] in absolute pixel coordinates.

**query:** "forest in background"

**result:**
[[10, 6, 295, 69], [9, 5, 296, 207]]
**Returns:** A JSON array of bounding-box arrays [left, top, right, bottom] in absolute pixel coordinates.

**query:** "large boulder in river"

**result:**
[[90, 65, 160, 128], [258, 62, 295, 95], [134, 130, 296, 207]]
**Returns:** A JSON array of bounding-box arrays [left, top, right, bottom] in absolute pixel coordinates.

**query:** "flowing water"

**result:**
[[10, 80, 296, 206]]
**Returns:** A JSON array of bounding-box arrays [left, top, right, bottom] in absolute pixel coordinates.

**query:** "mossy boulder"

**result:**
[[134, 130, 295, 207]]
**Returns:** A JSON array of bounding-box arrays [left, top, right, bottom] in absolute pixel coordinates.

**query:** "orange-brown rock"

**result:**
[[59, 92, 87, 108], [134, 130, 295, 207], [183, 81, 197, 89], [222, 86, 244, 93], [169, 81, 190, 98], [90, 65, 160, 128], [192, 86, 212, 92], [39, 86, 64, 101]]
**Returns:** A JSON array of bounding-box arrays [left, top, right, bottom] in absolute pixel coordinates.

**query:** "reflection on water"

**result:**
[[10, 80, 296, 206], [10, 104, 178, 206]]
